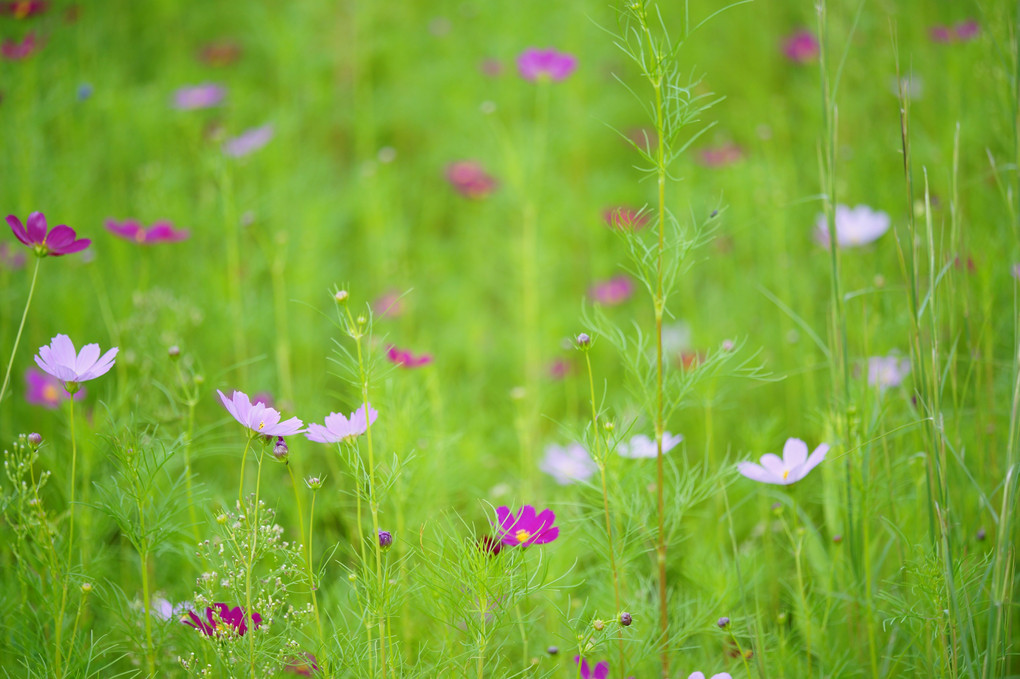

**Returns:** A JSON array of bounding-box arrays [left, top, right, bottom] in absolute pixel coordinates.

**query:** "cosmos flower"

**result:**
[[540, 442, 596, 484], [173, 83, 225, 110], [151, 598, 191, 621], [547, 358, 572, 380], [1, 32, 40, 59], [0, 242, 26, 270], [814, 204, 891, 248], [616, 432, 683, 459], [575, 657, 609, 679], [446, 161, 498, 199], [217, 389, 304, 437], [688, 673, 732, 679], [223, 124, 274, 158], [105, 219, 190, 245], [34, 335, 118, 389], [495, 505, 559, 547], [782, 30, 819, 63], [306, 403, 378, 444], [373, 290, 405, 319], [8, 212, 90, 257], [25, 367, 85, 408], [737, 438, 829, 485], [0, 1, 48, 18], [589, 275, 634, 305], [931, 20, 980, 43], [603, 206, 649, 232], [929, 25, 953, 43], [517, 47, 577, 81], [387, 345, 433, 368], [697, 142, 744, 168], [867, 355, 910, 390], [183, 603, 261, 638], [479, 58, 503, 77]]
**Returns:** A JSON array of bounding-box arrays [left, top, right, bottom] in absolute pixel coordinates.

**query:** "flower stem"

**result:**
[[140, 545, 156, 676], [238, 436, 253, 510], [0, 256, 40, 406], [54, 388, 78, 676], [306, 488, 326, 664], [246, 450, 264, 679]]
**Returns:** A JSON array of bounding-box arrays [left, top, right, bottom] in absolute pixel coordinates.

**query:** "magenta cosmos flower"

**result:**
[[105, 219, 190, 245], [183, 603, 262, 638], [589, 275, 634, 305], [575, 657, 609, 679], [35, 335, 117, 389], [306, 403, 378, 444], [224, 124, 274, 158], [25, 367, 85, 408], [1, 32, 40, 60], [517, 47, 577, 81], [0, 1, 48, 18], [814, 204, 890, 248], [495, 505, 559, 547], [173, 83, 225, 110], [603, 206, 649, 232], [217, 389, 304, 437], [446, 161, 498, 199], [782, 30, 818, 63], [8, 212, 90, 257], [540, 442, 596, 485], [387, 345, 433, 368], [737, 438, 829, 485]]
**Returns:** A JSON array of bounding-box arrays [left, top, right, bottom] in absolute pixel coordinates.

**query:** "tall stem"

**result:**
[[246, 451, 264, 679], [238, 436, 253, 510], [0, 256, 40, 405], [54, 388, 78, 676], [306, 489, 326, 664]]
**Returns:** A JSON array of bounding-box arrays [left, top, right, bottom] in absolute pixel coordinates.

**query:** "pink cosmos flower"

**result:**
[[517, 47, 577, 81], [689, 673, 732, 679], [25, 368, 85, 408], [251, 391, 274, 408], [34, 335, 117, 388], [8, 212, 90, 257], [547, 358, 571, 380], [931, 21, 979, 43], [616, 432, 683, 459], [446, 161, 498, 199], [589, 275, 634, 305], [217, 389, 304, 437], [183, 603, 261, 638], [575, 657, 609, 679], [697, 142, 744, 168], [782, 30, 819, 63], [0, 242, 26, 270], [306, 403, 378, 444], [540, 442, 596, 485], [814, 204, 890, 248], [495, 505, 559, 547], [105, 219, 189, 245], [954, 20, 980, 41], [737, 438, 829, 485], [173, 83, 225, 110], [224, 124, 274, 158], [0, 1, 48, 18], [387, 345, 433, 368], [867, 355, 910, 390], [373, 290, 405, 319], [1, 32, 40, 59], [603, 206, 649, 232]]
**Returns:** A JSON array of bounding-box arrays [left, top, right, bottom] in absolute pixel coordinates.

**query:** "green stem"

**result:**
[[54, 388, 78, 676], [306, 489, 326, 666], [141, 546, 155, 677], [0, 256, 41, 405], [246, 450, 264, 679], [238, 436, 253, 510]]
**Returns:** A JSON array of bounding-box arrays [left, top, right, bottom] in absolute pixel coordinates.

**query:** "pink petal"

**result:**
[[26, 212, 47, 243], [758, 453, 786, 475], [782, 438, 808, 468], [736, 462, 776, 483], [7, 215, 31, 245], [74, 343, 100, 375]]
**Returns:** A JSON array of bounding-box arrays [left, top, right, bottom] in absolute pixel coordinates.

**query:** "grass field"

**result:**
[[1, 1, 1018, 677]]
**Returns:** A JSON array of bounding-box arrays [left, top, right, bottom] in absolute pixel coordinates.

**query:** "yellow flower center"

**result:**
[[43, 384, 58, 402], [782, 470, 790, 480], [257, 421, 265, 430], [135, 229, 146, 243], [515, 529, 532, 543]]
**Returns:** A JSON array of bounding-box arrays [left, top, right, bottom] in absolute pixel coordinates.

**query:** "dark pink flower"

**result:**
[[284, 653, 318, 676], [589, 275, 634, 306], [8, 212, 90, 257], [575, 657, 610, 679], [929, 25, 953, 43], [697, 142, 744, 168], [386, 345, 433, 368], [173, 83, 225, 110], [517, 47, 577, 81], [105, 219, 189, 245], [954, 20, 980, 41], [548, 359, 571, 380], [223, 124, 274, 158], [0, 242, 26, 270], [25, 368, 85, 408], [1, 32, 40, 59], [446, 161, 498, 199], [373, 290, 405, 319], [603, 206, 649, 232], [183, 603, 262, 638], [782, 30, 819, 63], [495, 505, 559, 547], [0, 1, 48, 18]]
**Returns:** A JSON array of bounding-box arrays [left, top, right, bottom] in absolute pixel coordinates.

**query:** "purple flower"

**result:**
[[183, 603, 261, 638], [0, 1, 49, 18], [495, 505, 559, 547], [446, 161, 498, 199], [479, 58, 503, 77], [8, 212, 90, 257], [105, 219, 190, 245], [217, 389, 304, 437], [25, 367, 85, 408], [782, 30, 818, 63], [1, 32, 40, 60], [930, 21, 979, 43], [34, 335, 117, 388], [589, 275, 634, 305], [603, 206, 649, 232], [224, 124, 274, 158], [575, 657, 609, 679], [373, 290, 405, 319], [173, 83, 225, 110], [688, 674, 732, 679], [387, 345, 433, 368], [616, 432, 683, 459], [517, 47, 577, 81], [814, 204, 890, 248], [737, 438, 829, 485], [541, 442, 596, 485], [867, 355, 910, 390], [954, 20, 980, 41], [697, 142, 744, 168], [306, 403, 378, 443], [0, 242, 26, 270]]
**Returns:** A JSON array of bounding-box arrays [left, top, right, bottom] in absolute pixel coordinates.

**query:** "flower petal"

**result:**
[[593, 662, 610, 679], [73, 343, 100, 376], [782, 438, 809, 468], [736, 461, 777, 484], [26, 212, 47, 243], [78, 347, 117, 381], [758, 453, 786, 475], [7, 215, 31, 245]]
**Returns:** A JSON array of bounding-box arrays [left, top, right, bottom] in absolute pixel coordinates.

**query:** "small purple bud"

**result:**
[[833, 534, 843, 544], [168, 345, 180, 359], [576, 332, 591, 348], [722, 339, 735, 352], [710, 209, 719, 218], [273, 436, 289, 461], [378, 530, 393, 550], [27, 432, 42, 446], [547, 646, 559, 656], [976, 528, 986, 541], [620, 611, 632, 626], [717, 616, 730, 629]]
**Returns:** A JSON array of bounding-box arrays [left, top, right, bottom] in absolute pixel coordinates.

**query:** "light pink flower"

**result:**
[[105, 219, 189, 245], [446, 161, 498, 199], [540, 442, 596, 485], [867, 355, 910, 390], [306, 404, 378, 444], [697, 142, 744, 168], [737, 438, 828, 485], [589, 275, 634, 305], [373, 290, 405, 319], [217, 389, 304, 437], [34, 334, 117, 386], [223, 124, 274, 158], [616, 432, 682, 459], [603, 206, 649, 232], [173, 83, 225, 110], [814, 204, 890, 248]]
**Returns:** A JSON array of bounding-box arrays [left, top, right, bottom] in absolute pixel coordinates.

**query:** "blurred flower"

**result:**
[[517, 47, 577, 81], [1, 32, 40, 59], [198, 40, 241, 66], [495, 505, 559, 547], [548, 358, 572, 380], [373, 290, 405, 319], [867, 355, 910, 390], [889, 73, 923, 100], [306, 403, 377, 444], [688, 673, 732, 679], [284, 653, 318, 676], [224, 124, 274, 158], [1012, 263, 1020, 280], [814, 204, 890, 248], [105, 219, 190, 245], [931, 20, 979, 43], [251, 391, 274, 408], [617, 432, 683, 459], [661, 321, 692, 355], [151, 598, 191, 621], [446, 160, 498, 199], [929, 25, 953, 43], [183, 603, 261, 637], [8, 212, 90, 257], [954, 20, 980, 41], [34, 335, 117, 389], [782, 30, 818, 63], [0, 1, 47, 17], [0, 242, 26, 269], [737, 438, 829, 485], [480, 57, 502, 77], [626, 126, 657, 151], [589, 275, 634, 305], [173, 83, 225, 110], [697, 142, 744, 168], [25, 367, 85, 408], [76, 83, 93, 100], [603, 206, 649, 232], [575, 657, 610, 679], [217, 389, 304, 437], [387, 345, 433, 368], [540, 442, 596, 484]]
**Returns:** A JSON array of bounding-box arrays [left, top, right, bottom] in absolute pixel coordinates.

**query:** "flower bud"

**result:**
[[348, 573, 357, 582], [80, 582, 93, 594], [619, 612, 632, 626], [603, 421, 614, 432], [273, 436, 289, 462], [378, 530, 393, 550], [547, 646, 559, 655], [976, 528, 986, 541], [168, 345, 181, 359], [335, 290, 349, 304], [576, 333, 591, 348], [717, 616, 730, 629], [721, 339, 735, 352], [592, 619, 605, 631], [305, 476, 324, 490], [27, 432, 42, 447]]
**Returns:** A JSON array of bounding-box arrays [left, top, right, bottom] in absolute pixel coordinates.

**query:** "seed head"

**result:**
[[620, 611, 632, 626], [592, 619, 605, 632], [305, 476, 324, 490]]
